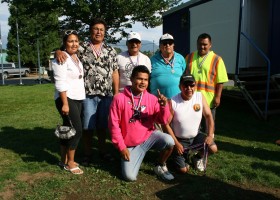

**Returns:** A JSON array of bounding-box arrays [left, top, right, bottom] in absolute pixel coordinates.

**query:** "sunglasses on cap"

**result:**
[[161, 40, 174, 46], [64, 30, 78, 35]]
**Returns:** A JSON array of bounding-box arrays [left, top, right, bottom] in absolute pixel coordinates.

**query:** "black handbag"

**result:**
[[54, 116, 76, 139]]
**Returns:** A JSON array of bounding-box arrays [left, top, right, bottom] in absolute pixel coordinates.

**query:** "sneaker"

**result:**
[[193, 157, 205, 172], [154, 164, 174, 181]]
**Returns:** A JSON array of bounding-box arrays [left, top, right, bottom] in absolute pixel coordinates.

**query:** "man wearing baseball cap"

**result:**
[[150, 33, 186, 99], [117, 32, 151, 91], [164, 74, 217, 173]]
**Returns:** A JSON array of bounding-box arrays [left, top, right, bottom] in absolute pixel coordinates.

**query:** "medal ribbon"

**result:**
[[161, 53, 175, 70], [127, 51, 139, 67], [197, 51, 210, 71], [65, 52, 82, 74], [130, 88, 143, 111], [90, 42, 103, 58]]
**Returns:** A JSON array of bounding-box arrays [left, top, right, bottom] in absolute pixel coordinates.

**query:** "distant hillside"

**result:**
[[110, 40, 159, 53]]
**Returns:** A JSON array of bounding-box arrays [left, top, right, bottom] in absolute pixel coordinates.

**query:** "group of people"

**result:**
[[52, 18, 228, 180]]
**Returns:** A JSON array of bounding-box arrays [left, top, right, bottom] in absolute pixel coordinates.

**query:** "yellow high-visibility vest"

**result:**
[[186, 51, 228, 107]]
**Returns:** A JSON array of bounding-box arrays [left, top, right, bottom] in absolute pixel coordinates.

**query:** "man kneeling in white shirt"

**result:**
[[164, 74, 218, 173]]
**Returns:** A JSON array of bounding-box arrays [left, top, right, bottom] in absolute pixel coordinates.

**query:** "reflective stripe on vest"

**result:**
[[196, 81, 215, 93], [208, 55, 220, 84]]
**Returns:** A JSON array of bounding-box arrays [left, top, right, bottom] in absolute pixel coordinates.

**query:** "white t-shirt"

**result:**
[[117, 51, 151, 91], [171, 92, 203, 139]]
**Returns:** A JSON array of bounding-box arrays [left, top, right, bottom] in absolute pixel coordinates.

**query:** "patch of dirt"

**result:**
[[0, 172, 54, 200], [17, 171, 53, 184], [0, 183, 15, 200]]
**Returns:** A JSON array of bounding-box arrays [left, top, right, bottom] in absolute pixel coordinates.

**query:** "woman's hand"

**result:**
[[61, 104, 69, 115]]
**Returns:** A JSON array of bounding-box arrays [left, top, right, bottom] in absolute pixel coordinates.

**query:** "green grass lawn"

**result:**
[[0, 84, 279, 200]]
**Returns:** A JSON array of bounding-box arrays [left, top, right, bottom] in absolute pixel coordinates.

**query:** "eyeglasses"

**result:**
[[161, 40, 174, 46], [183, 83, 195, 88], [64, 30, 78, 35]]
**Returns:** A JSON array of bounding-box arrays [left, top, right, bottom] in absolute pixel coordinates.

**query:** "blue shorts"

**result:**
[[83, 95, 112, 130]]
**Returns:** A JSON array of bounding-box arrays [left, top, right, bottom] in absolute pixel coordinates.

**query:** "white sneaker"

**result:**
[[154, 164, 174, 181], [193, 157, 205, 172]]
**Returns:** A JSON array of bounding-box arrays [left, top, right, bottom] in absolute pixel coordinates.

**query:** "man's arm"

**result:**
[[162, 100, 184, 155], [112, 69, 119, 95], [214, 83, 223, 108], [55, 50, 68, 64], [108, 98, 129, 160], [202, 94, 215, 145]]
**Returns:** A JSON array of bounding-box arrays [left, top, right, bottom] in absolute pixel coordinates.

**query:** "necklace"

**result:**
[[90, 42, 103, 59], [129, 88, 143, 123], [127, 51, 139, 67], [197, 51, 210, 74], [65, 51, 83, 79], [161, 53, 175, 73]]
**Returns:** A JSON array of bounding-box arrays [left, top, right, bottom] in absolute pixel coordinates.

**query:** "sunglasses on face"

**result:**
[[183, 82, 196, 88], [64, 30, 78, 35], [161, 40, 174, 46], [128, 39, 141, 44]]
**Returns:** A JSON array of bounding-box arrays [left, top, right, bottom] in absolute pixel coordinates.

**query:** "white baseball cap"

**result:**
[[159, 33, 174, 42], [127, 32, 141, 42]]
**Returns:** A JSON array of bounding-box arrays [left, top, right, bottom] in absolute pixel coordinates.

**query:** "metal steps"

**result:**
[[235, 68, 280, 119]]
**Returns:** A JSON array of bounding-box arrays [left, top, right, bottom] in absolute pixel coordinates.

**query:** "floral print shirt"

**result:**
[[78, 41, 118, 96]]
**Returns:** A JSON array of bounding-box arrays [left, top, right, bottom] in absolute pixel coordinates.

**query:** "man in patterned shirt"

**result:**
[[56, 18, 119, 165]]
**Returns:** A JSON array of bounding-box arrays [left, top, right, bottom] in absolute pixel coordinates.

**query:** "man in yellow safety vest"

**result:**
[[185, 33, 228, 130]]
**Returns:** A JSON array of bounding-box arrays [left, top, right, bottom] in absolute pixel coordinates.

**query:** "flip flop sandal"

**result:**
[[59, 161, 79, 169], [69, 167, 83, 175]]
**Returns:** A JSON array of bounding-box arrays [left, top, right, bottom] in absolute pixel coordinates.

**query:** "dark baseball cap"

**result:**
[[180, 74, 196, 84]]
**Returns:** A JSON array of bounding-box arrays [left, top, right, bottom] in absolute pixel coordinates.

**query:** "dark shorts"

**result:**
[[173, 132, 215, 169]]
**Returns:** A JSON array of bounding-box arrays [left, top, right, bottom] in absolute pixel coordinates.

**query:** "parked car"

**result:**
[[0, 63, 30, 79]]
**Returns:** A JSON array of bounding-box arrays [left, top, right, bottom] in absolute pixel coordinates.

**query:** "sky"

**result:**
[[0, 1, 189, 49]]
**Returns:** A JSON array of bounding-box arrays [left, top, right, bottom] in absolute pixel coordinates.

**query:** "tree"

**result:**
[[114, 47, 122, 54], [3, 0, 61, 69], [142, 50, 154, 58], [55, 0, 182, 43], [2, 0, 183, 67]]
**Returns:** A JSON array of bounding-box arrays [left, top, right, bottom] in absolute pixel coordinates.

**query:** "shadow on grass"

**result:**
[[0, 126, 121, 179], [215, 95, 280, 143], [156, 173, 279, 200], [218, 140, 280, 163], [0, 126, 59, 164]]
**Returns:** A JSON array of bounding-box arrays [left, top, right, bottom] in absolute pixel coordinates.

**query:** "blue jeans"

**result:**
[[83, 95, 112, 130], [121, 130, 174, 181]]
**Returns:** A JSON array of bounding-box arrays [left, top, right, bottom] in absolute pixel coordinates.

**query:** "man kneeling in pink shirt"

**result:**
[[109, 65, 175, 181]]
